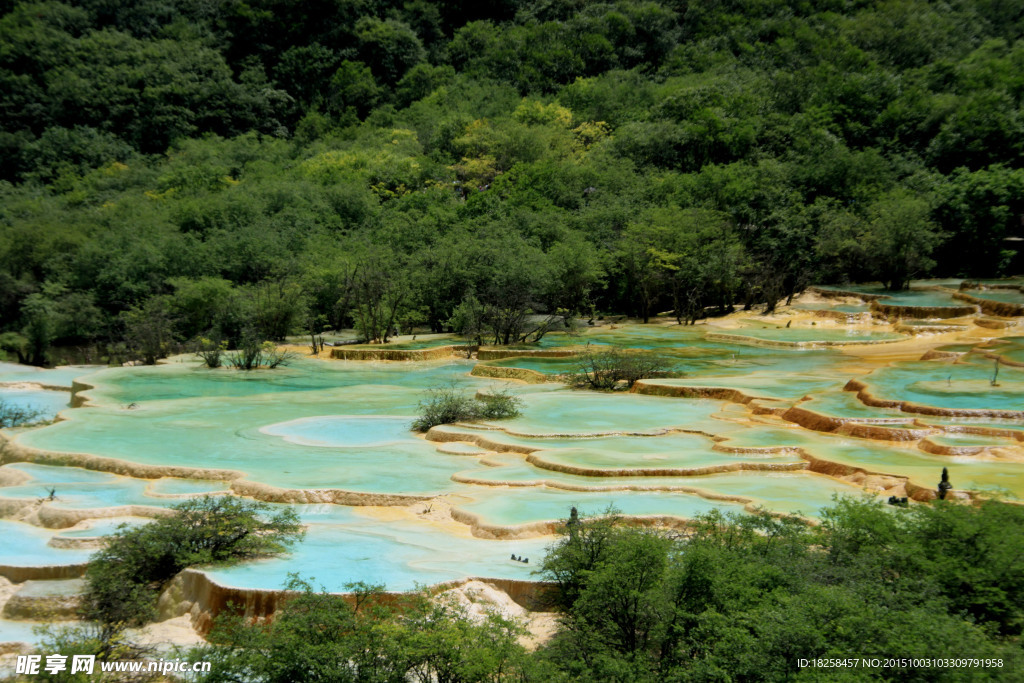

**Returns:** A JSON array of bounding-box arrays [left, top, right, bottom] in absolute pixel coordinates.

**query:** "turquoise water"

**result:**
[[549, 324, 722, 351], [437, 441, 487, 455], [808, 438, 1024, 496], [431, 422, 747, 450], [14, 579, 85, 597], [454, 489, 745, 526], [0, 463, 217, 510], [0, 387, 69, 421], [0, 520, 92, 566], [967, 290, 1024, 304], [0, 363, 98, 388], [0, 620, 50, 645], [530, 442, 802, 473], [927, 433, 1020, 449], [859, 358, 1024, 412], [720, 324, 905, 343], [147, 478, 230, 495], [641, 373, 845, 401], [796, 392, 912, 421], [79, 357, 477, 404], [453, 458, 859, 516], [718, 426, 829, 449], [815, 284, 963, 306], [481, 390, 727, 435], [6, 463, 122, 485], [876, 291, 963, 307], [0, 475, 157, 510], [204, 505, 549, 591], [17, 360, 493, 494], [6, 305, 1024, 592], [485, 357, 580, 374], [262, 416, 420, 448], [989, 338, 1024, 364]]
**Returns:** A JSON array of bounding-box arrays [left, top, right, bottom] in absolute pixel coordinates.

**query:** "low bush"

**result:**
[[195, 336, 227, 368], [566, 348, 675, 390], [226, 330, 295, 370], [412, 384, 522, 432]]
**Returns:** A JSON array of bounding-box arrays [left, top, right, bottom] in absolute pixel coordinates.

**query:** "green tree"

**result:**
[[351, 248, 410, 344], [83, 496, 303, 638], [20, 290, 59, 366], [120, 296, 176, 365], [860, 190, 942, 290], [355, 17, 426, 87], [327, 60, 381, 121]]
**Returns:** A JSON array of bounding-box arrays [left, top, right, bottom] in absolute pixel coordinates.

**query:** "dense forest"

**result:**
[[2, 0, 1024, 363]]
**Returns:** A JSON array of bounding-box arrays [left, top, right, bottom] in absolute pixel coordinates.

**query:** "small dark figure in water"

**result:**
[[938, 467, 953, 500], [785, 320, 791, 328], [511, 553, 516, 560], [523, 557, 528, 563], [46, 487, 56, 501]]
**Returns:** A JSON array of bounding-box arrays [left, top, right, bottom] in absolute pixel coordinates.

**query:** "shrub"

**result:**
[[226, 329, 295, 370], [411, 384, 522, 432], [226, 330, 264, 370], [195, 336, 227, 368], [476, 388, 522, 419], [263, 343, 294, 368], [566, 348, 675, 390]]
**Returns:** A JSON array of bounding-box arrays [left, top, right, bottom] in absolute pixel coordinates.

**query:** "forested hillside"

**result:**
[[2, 0, 1024, 363]]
